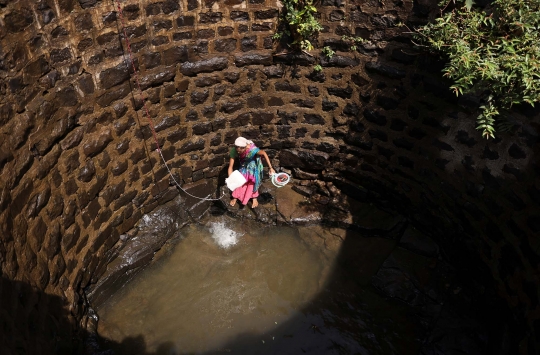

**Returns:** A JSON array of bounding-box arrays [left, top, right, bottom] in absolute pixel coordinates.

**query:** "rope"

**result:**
[[115, 0, 224, 202]]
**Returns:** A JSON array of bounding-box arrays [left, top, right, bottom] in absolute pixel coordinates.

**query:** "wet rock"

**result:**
[[96, 82, 130, 107], [112, 160, 128, 176], [235, 53, 273, 67], [177, 15, 195, 27], [193, 122, 212, 135], [139, 66, 176, 90], [253, 205, 277, 224], [268, 97, 284, 106], [87, 195, 190, 305], [178, 138, 205, 154], [82, 129, 113, 157], [181, 179, 217, 218], [77, 73, 95, 95], [164, 96, 186, 110], [292, 185, 315, 197], [247, 95, 264, 108], [399, 226, 439, 257], [195, 75, 220, 87], [292, 99, 314, 108], [327, 86, 353, 99], [293, 169, 319, 180], [273, 53, 316, 66], [180, 57, 228, 76], [154, 115, 180, 132], [252, 23, 273, 31], [123, 4, 140, 20], [215, 38, 237, 52], [41, 8, 56, 25], [102, 11, 117, 25], [275, 81, 301, 93], [240, 36, 257, 52], [220, 101, 244, 113], [99, 63, 129, 90], [322, 99, 338, 112], [101, 181, 126, 206], [78, 159, 96, 182], [303, 113, 325, 125], [371, 13, 398, 28], [351, 74, 369, 88], [79, 0, 98, 9], [365, 61, 406, 79], [191, 90, 209, 104], [320, 55, 359, 67], [252, 112, 274, 125], [23, 56, 49, 83], [279, 149, 329, 170], [26, 187, 51, 218], [230, 11, 249, 21], [255, 9, 278, 19], [363, 109, 387, 126], [4, 8, 34, 33], [50, 48, 72, 64], [163, 46, 188, 65], [275, 185, 324, 225], [51, 26, 68, 38], [151, 35, 167, 46], [200, 11, 222, 23], [218, 26, 234, 36], [307, 71, 326, 83], [33, 111, 72, 155]]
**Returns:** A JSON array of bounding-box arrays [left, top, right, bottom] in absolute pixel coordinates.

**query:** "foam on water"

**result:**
[[208, 222, 239, 248]]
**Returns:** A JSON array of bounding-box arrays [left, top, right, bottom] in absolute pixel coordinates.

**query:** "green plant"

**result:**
[[414, 0, 540, 139], [341, 35, 364, 51], [313, 64, 323, 72], [276, 0, 323, 51], [322, 46, 335, 58], [272, 32, 282, 40]]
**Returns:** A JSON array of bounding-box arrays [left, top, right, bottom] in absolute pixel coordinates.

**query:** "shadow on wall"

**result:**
[[0, 276, 81, 355]]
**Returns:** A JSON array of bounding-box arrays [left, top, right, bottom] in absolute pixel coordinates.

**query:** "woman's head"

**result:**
[[234, 137, 252, 151]]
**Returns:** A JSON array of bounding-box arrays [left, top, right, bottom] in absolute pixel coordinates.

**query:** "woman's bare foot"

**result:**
[[230, 198, 237, 207], [252, 199, 258, 208]]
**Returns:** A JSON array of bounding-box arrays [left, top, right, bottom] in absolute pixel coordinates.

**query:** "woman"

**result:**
[[228, 137, 275, 208]]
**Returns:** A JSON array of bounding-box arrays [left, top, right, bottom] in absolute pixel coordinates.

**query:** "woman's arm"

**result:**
[[257, 150, 276, 175], [228, 157, 235, 177]]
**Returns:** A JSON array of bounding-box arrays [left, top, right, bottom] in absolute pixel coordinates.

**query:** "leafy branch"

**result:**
[[415, 0, 540, 139], [276, 0, 323, 51]]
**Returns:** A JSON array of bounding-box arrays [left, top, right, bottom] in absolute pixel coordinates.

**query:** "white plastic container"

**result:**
[[225, 170, 247, 191]]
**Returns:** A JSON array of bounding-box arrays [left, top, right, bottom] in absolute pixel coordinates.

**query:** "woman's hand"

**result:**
[[269, 168, 276, 176]]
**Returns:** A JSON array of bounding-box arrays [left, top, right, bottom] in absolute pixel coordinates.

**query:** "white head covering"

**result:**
[[234, 137, 253, 147]]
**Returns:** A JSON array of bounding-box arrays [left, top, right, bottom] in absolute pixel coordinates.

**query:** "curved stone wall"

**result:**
[[1, 0, 539, 353]]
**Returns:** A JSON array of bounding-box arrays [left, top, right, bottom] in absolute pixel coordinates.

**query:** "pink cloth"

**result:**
[[232, 182, 259, 205]]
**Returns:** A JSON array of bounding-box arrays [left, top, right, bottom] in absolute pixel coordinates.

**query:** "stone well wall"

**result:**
[[1, 0, 539, 353]]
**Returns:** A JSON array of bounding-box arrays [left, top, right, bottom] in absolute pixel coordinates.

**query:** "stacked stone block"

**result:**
[[0, 0, 539, 353]]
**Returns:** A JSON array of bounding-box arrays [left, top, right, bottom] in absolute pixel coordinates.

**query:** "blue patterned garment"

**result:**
[[230, 143, 264, 192]]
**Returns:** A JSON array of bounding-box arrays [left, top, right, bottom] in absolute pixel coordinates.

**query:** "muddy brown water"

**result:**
[[95, 216, 422, 355]]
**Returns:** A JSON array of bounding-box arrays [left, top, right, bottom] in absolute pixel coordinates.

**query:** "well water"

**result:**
[[95, 217, 420, 354]]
